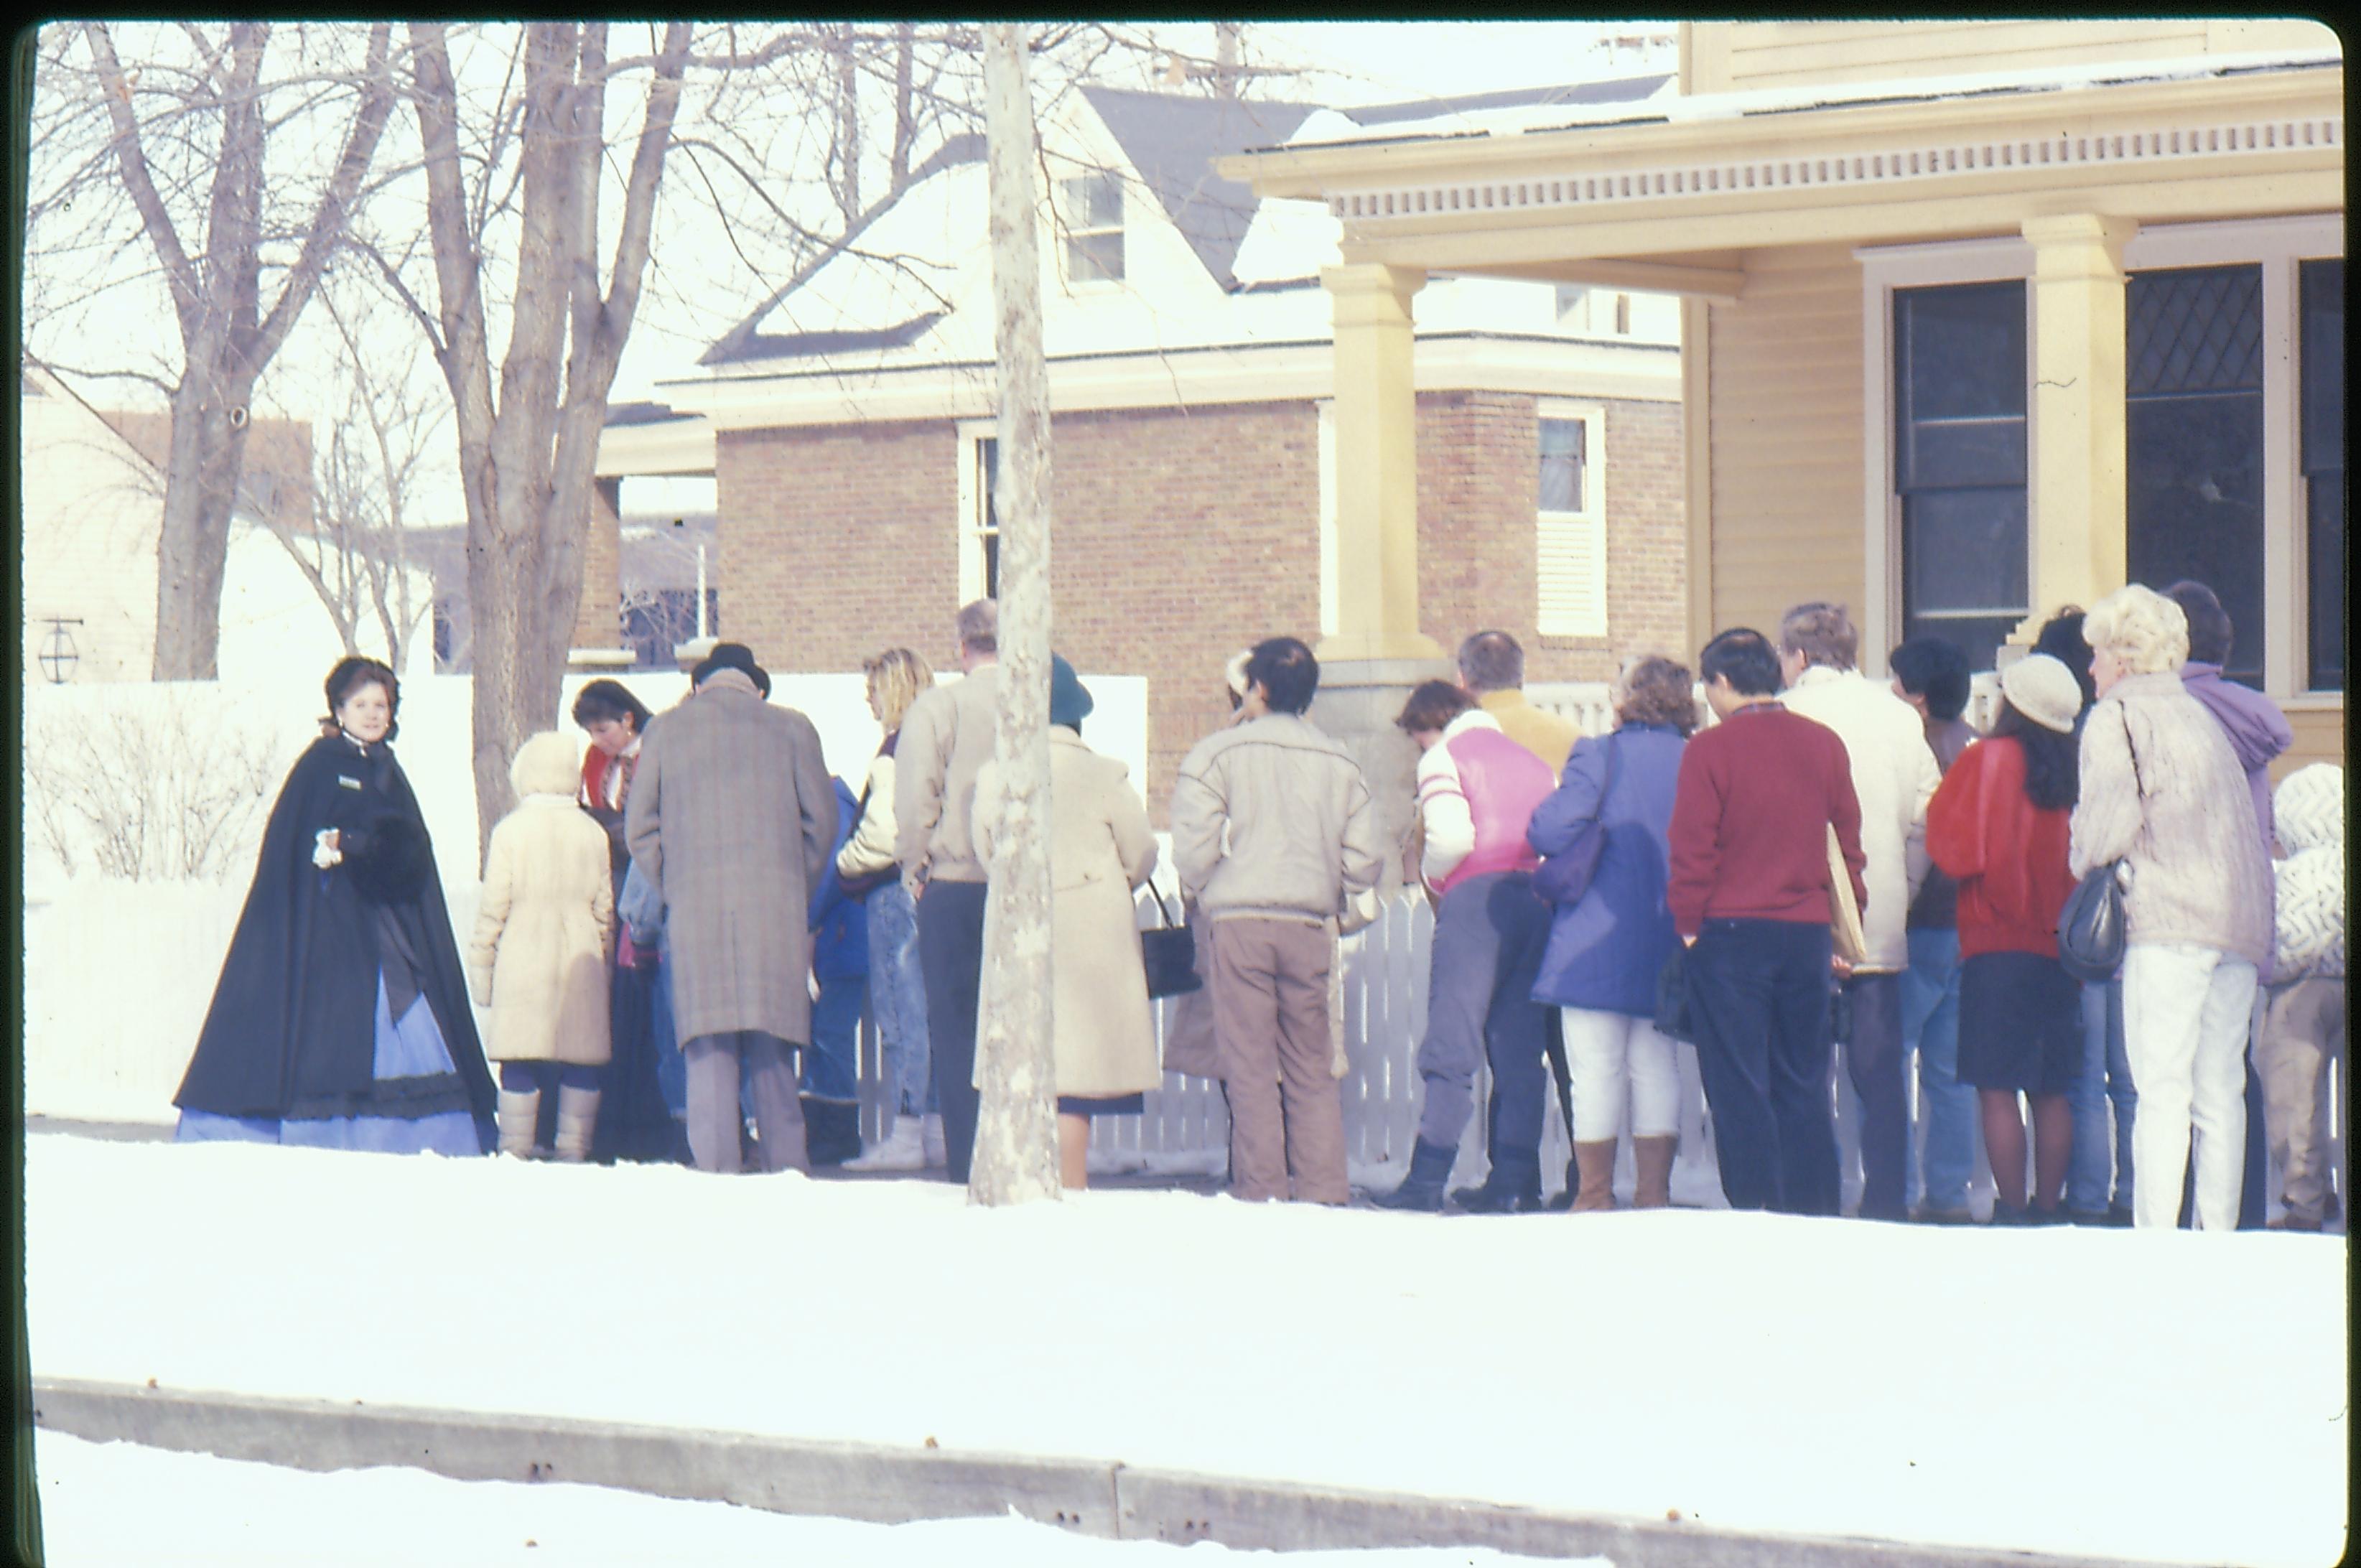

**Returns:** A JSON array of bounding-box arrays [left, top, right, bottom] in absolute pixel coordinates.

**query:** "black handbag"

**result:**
[[1140, 887, 1204, 999], [2057, 710, 2142, 984], [1653, 946, 1694, 1043], [1532, 734, 1619, 906]]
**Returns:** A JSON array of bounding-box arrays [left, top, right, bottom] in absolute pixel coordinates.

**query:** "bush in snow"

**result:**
[[24, 696, 283, 882]]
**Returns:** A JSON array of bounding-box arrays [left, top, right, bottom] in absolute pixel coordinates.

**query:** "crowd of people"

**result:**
[[172, 584, 2344, 1230]]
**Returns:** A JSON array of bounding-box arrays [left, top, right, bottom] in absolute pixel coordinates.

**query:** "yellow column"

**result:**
[[1321, 263, 1442, 663], [2019, 213, 2136, 641]]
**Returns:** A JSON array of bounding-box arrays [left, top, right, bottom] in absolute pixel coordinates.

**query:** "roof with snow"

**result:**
[[1078, 86, 1321, 292]]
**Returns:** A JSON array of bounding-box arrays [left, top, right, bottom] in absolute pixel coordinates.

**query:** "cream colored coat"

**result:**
[[973, 729, 1162, 1098], [468, 732, 615, 1065]]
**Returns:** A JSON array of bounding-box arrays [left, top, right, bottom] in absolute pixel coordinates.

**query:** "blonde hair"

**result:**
[[865, 647, 936, 734], [2082, 584, 2189, 677]]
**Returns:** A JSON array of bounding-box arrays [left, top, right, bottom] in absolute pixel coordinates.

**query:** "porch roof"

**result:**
[[1219, 49, 2343, 288]]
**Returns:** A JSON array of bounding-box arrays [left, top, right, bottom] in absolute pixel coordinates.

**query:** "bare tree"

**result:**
[[29, 24, 398, 680], [967, 23, 1061, 1208], [261, 279, 440, 670]]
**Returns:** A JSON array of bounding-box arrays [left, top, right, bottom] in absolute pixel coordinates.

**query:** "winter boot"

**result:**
[[921, 1112, 948, 1170], [1570, 1139, 1619, 1213], [552, 1086, 601, 1163], [1632, 1134, 1677, 1210], [1451, 1144, 1545, 1213], [1370, 1139, 1457, 1212], [844, 1114, 927, 1172], [496, 1088, 541, 1159]]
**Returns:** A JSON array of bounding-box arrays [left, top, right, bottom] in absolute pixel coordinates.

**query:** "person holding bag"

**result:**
[[972, 655, 1160, 1190], [2069, 586, 2272, 1231], [1927, 655, 2085, 1223], [1529, 655, 1696, 1211]]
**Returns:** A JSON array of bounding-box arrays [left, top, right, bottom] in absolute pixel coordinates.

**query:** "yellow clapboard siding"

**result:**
[[2277, 707, 2347, 779], [1705, 246, 1866, 637]]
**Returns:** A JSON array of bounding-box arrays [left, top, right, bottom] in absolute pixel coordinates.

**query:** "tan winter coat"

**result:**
[[1170, 712, 1384, 923], [469, 732, 615, 1065], [972, 729, 1163, 1098], [895, 663, 999, 889]]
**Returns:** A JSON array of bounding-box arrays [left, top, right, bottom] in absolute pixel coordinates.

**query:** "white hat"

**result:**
[[1224, 649, 1254, 699], [2001, 653, 2082, 734]]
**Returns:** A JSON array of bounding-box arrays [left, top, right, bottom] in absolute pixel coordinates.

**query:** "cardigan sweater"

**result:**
[[1925, 736, 2077, 960], [1667, 703, 1866, 938]]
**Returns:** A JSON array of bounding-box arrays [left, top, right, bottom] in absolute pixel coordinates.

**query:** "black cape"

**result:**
[[175, 732, 496, 1140]]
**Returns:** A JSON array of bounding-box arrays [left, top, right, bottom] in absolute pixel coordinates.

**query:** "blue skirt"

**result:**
[[176, 972, 487, 1156]]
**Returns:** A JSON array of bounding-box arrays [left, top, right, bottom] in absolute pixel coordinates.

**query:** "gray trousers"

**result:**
[[684, 1031, 807, 1175], [1415, 872, 1552, 1154]]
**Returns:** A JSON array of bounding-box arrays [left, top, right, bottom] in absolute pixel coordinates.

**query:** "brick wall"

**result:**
[[1415, 391, 1688, 683], [570, 477, 625, 650], [716, 393, 1685, 817]]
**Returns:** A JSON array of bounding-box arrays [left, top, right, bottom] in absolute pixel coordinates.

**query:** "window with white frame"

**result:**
[[1861, 216, 2342, 696], [956, 424, 1000, 604], [1061, 173, 1124, 284], [1535, 403, 1607, 638]]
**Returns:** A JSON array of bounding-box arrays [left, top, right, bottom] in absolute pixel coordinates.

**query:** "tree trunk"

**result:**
[[151, 370, 253, 680], [834, 24, 861, 220], [968, 23, 1060, 1208], [1214, 23, 1242, 100], [890, 23, 915, 192]]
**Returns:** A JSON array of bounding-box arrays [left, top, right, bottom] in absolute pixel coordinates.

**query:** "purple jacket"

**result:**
[[2181, 662, 2292, 979]]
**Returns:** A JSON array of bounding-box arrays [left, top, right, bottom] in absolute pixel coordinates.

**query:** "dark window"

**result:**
[[977, 437, 1001, 599], [623, 589, 720, 671], [2300, 257, 2343, 692], [1537, 417, 1588, 513], [1894, 280, 2028, 671], [2125, 264, 2265, 686]]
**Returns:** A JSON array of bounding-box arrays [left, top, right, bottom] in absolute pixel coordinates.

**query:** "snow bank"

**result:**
[[33, 1432, 1588, 1568], [25, 1134, 2347, 1567]]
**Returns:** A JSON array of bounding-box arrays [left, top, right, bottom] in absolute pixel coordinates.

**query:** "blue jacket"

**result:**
[[1528, 723, 1687, 1017], [808, 777, 870, 981]]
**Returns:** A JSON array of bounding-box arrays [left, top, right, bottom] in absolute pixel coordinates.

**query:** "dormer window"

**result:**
[[1063, 174, 1124, 284]]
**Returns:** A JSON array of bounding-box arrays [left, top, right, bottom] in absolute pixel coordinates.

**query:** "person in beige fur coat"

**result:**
[[469, 730, 616, 1160]]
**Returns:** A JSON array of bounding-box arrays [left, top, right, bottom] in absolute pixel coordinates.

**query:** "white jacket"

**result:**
[[837, 750, 899, 879], [1781, 666, 1939, 973], [2273, 762, 2344, 981]]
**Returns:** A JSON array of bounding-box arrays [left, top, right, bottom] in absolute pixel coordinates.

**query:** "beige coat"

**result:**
[[469, 732, 615, 1065], [895, 663, 1000, 889], [973, 729, 1162, 1098]]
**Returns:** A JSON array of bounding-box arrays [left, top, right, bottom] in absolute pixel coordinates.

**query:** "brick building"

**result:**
[[597, 80, 1688, 811]]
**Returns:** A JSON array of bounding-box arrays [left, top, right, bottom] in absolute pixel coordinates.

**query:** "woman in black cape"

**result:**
[[174, 657, 496, 1154]]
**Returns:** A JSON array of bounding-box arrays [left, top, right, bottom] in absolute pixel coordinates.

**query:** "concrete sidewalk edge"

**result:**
[[32, 1378, 2135, 1567]]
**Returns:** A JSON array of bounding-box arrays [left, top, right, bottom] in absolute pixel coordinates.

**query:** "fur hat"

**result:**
[[691, 640, 770, 697], [2000, 653, 2082, 734], [1048, 653, 1094, 732], [509, 730, 582, 799]]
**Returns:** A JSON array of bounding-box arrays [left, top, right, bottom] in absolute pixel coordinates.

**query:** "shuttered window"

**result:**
[[1535, 406, 1606, 637]]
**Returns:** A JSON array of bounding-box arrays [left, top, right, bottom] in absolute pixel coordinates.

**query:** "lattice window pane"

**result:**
[[2126, 265, 2263, 398]]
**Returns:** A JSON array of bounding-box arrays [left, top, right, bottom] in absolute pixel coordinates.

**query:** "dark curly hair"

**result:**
[[1990, 701, 2079, 813], [1614, 655, 1698, 735], [322, 656, 399, 742]]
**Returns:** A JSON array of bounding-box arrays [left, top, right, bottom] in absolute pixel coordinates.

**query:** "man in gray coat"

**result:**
[[1172, 636, 1384, 1204], [895, 598, 1000, 1184], [626, 643, 838, 1173]]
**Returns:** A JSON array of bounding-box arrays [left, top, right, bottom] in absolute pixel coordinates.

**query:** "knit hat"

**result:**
[[1048, 653, 1094, 732], [691, 640, 771, 698], [2273, 762, 2344, 856], [2000, 653, 2081, 734]]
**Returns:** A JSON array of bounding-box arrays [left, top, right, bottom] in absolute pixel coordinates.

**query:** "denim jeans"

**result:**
[[865, 881, 934, 1118], [2067, 976, 2137, 1213], [1898, 928, 1975, 1215]]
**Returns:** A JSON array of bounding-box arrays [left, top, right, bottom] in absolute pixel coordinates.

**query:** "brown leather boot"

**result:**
[[1632, 1134, 1677, 1209], [1570, 1140, 1617, 1212]]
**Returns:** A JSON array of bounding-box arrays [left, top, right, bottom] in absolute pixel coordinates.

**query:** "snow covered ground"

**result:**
[[32, 1432, 1589, 1568], [24, 1132, 2350, 1567]]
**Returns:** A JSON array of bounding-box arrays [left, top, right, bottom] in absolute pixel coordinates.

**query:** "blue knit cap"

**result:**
[[1048, 653, 1094, 732]]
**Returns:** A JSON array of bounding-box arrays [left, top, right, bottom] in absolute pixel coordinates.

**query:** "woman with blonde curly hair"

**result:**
[[838, 647, 941, 1170], [2072, 584, 2273, 1229]]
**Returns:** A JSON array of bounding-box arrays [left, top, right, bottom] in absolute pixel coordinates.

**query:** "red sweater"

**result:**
[[1667, 704, 1866, 937], [1925, 736, 2077, 959]]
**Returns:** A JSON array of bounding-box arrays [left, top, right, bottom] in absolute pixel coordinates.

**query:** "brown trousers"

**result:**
[[1209, 917, 1347, 1204], [2258, 976, 2347, 1223]]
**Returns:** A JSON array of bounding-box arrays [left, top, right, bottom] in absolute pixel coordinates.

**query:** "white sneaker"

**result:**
[[843, 1118, 926, 1172], [921, 1113, 946, 1170]]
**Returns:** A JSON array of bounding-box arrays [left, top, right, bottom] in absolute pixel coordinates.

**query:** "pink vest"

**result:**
[[1435, 725, 1555, 897]]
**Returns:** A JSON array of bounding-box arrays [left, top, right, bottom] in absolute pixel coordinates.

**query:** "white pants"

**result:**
[[2121, 943, 2259, 1231], [1561, 1007, 1680, 1142]]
